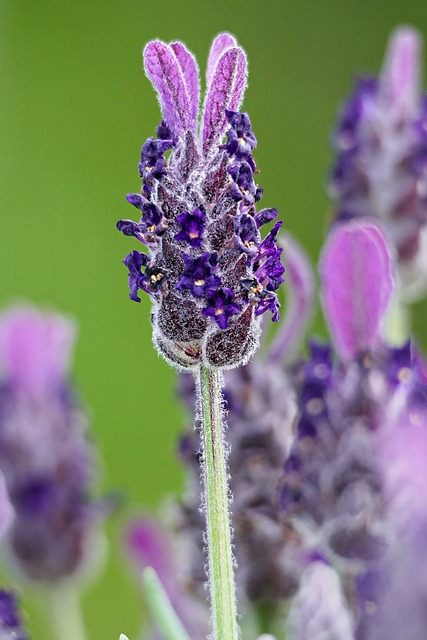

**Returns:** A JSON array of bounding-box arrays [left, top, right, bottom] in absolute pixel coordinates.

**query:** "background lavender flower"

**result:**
[[117, 33, 284, 371], [280, 223, 398, 562], [330, 27, 427, 299], [0, 305, 104, 584], [0, 589, 29, 640]]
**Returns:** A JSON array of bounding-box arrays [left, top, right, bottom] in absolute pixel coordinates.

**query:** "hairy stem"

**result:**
[[197, 364, 238, 640]]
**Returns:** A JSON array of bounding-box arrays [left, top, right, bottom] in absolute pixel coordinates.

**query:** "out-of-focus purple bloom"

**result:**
[[117, 33, 284, 370], [0, 305, 104, 583], [268, 234, 315, 365], [288, 560, 354, 640], [330, 27, 427, 299], [0, 589, 28, 639]]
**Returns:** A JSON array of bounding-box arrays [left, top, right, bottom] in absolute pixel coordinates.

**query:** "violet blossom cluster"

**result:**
[[0, 305, 103, 584], [330, 27, 427, 297], [117, 33, 284, 371]]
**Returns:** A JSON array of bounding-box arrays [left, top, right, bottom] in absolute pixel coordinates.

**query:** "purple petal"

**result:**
[[202, 46, 248, 155], [143, 40, 191, 136], [379, 27, 421, 119], [206, 33, 237, 88], [0, 474, 13, 539], [320, 221, 394, 360], [288, 561, 354, 640], [0, 304, 76, 397], [268, 234, 315, 364], [170, 41, 200, 130]]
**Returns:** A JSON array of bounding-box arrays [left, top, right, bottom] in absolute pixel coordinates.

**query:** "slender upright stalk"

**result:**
[[197, 364, 239, 640], [48, 584, 88, 640], [142, 567, 191, 640]]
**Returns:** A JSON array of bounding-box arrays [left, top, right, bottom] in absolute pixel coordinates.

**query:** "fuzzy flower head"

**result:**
[[0, 305, 104, 584], [330, 27, 427, 299], [117, 33, 284, 370]]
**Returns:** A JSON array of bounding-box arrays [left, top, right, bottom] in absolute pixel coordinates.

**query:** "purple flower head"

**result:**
[[174, 207, 206, 248], [202, 288, 241, 329], [117, 33, 284, 370], [330, 27, 427, 299], [0, 305, 105, 583], [224, 109, 257, 160], [0, 589, 28, 640]]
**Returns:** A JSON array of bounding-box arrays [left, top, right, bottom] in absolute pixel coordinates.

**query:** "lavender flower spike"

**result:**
[[320, 221, 394, 361], [118, 34, 284, 371], [0, 304, 104, 584], [330, 27, 427, 299]]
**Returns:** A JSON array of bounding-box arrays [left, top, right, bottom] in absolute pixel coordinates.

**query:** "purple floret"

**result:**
[[240, 277, 280, 321], [176, 253, 221, 298], [174, 207, 207, 248], [228, 161, 257, 205], [224, 109, 257, 160], [202, 288, 241, 329], [254, 207, 278, 228], [0, 590, 27, 639], [138, 136, 174, 181], [123, 250, 150, 302], [234, 214, 260, 255], [252, 221, 285, 291]]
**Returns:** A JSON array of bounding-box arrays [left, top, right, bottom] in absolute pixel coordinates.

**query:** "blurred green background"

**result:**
[[1, 0, 427, 637]]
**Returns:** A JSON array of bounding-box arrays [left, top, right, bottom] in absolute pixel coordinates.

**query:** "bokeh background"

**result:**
[[1, 1, 427, 637]]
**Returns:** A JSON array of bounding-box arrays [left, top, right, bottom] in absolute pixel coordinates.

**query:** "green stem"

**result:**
[[197, 364, 239, 640], [48, 584, 88, 640], [142, 567, 191, 640]]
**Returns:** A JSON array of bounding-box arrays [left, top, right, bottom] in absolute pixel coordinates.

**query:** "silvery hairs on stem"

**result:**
[[117, 33, 284, 371]]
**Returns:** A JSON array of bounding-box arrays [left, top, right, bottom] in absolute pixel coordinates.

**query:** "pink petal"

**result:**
[[202, 46, 247, 155], [143, 40, 192, 136], [320, 221, 394, 360], [206, 33, 237, 88], [380, 26, 422, 119], [0, 304, 76, 397], [268, 234, 315, 364], [170, 42, 200, 130]]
